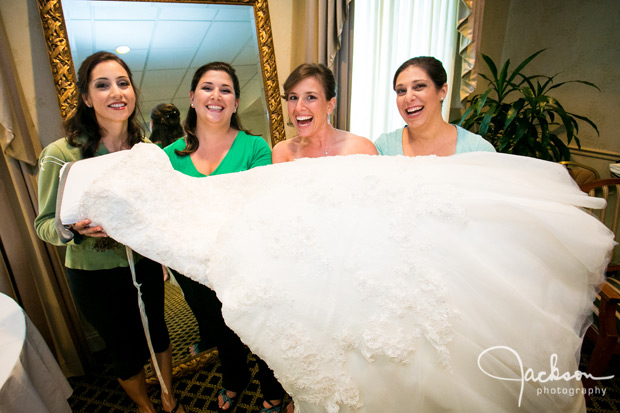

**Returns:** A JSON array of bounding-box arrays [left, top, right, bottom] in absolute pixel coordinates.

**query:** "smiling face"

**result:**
[[394, 65, 447, 129], [286, 76, 335, 138], [82, 60, 136, 127], [190, 70, 239, 127]]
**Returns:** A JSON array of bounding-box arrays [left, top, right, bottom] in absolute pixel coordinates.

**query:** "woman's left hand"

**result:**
[[71, 219, 108, 238]]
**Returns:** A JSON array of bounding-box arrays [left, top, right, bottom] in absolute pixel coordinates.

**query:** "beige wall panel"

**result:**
[[478, 0, 620, 174]]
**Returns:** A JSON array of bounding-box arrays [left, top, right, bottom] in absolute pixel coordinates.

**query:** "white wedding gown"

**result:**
[[60, 143, 614, 412]]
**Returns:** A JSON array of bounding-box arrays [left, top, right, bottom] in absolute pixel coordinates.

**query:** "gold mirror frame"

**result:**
[[36, 0, 286, 146]]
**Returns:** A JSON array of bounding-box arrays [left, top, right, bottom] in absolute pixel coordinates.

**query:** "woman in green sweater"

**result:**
[[163, 62, 285, 413], [35, 52, 182, 413]]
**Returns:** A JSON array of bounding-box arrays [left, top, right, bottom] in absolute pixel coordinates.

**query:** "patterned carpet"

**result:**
[[68, 280, 291, 412], [67, 281, 620, 412]]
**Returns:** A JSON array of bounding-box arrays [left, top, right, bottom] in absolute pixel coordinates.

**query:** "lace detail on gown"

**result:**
[[69, 144, 613, 413]]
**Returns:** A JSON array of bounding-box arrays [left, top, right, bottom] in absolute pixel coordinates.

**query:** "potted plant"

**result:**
[[457, 49, 599, 161]]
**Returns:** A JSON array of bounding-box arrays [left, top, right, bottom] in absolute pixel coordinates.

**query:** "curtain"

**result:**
[[291, 0, 354, 130], [349, 0, 459, 140], [333, 1, 354, 131], [0, 12, 90, 377], [457, 0, 485, 103]]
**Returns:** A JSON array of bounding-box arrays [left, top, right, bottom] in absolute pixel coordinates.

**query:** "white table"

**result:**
[[0, 292, 72, 412]]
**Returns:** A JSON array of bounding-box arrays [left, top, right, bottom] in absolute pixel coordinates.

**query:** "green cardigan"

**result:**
[[35, 137, 142, 270]]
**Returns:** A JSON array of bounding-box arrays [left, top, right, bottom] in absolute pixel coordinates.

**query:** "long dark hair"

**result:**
[[65, 51, 144, 158], [150, 103, 184, 147], [178, 62, 247, 156], [392, 56, 447, 90]]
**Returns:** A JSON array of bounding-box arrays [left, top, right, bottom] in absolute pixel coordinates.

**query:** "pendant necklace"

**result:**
[[320, 137, 329, 155]]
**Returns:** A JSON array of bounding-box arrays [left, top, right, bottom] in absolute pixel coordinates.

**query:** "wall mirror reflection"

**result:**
[[40, 0, 285, 147], [63, 0, 271, 140], [38, 0, 284, 375]]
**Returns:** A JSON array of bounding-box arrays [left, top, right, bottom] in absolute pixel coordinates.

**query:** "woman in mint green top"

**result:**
[[374, 56, 495, 157], [164, 62, 284, 413], [375, 124, 495, 156]]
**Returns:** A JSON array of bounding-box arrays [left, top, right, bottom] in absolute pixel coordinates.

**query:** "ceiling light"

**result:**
[[116, 46, 130, 54]]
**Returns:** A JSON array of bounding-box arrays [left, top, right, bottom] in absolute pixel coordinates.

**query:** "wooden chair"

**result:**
[[560, 161, 600, 187], [586, 279, 620, 379], [580, 179, 620, 275], [580, 179, 620, 389]]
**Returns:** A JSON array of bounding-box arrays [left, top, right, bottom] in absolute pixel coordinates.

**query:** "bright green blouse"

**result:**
[[163, 130, 272, 177]]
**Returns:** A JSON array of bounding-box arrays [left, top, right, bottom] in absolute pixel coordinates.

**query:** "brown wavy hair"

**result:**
[[65, 51, 144, 158], [177, 62, 249, 156]]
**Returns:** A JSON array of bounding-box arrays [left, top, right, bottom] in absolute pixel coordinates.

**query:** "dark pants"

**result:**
[[66, 258, 169, 380], [174, 271, 284, 399], [172, 269, 215, 350]]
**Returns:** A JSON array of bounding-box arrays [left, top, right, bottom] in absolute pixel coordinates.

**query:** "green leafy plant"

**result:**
[[457, 49, 599, 161]]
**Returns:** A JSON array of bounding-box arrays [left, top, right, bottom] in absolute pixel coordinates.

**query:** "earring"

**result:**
[[191, 103, 194, 108], [440, 97, 444, 101]]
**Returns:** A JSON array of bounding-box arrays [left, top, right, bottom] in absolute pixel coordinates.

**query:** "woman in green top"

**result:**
[[149, 103, 184, 148], [35, 52, 183, 413], [163, 62, 285, 413]]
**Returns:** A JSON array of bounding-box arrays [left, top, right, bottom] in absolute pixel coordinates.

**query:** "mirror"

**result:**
[[37, 0, 285, 146], [37, 0, 285, 375]]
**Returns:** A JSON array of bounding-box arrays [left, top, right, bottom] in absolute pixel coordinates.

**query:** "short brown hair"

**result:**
[[283, 63, 336, 100]]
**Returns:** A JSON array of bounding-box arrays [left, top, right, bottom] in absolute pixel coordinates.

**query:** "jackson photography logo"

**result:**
[[478, 346, 614, 407]]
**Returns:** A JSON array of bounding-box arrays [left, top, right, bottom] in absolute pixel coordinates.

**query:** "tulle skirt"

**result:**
[[67, 144, 614, 412]]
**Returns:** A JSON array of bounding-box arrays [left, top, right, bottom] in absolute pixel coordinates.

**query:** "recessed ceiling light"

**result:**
[[116, 46, 130, 54]]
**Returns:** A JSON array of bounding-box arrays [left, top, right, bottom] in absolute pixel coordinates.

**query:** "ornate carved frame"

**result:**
[[36, 0, 286, 145]]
